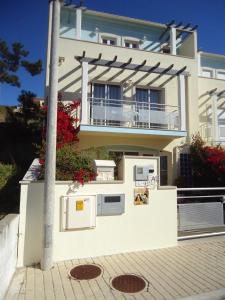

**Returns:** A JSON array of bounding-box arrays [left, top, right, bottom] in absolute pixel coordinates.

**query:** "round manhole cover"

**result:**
[[69, 264, 102, 280], [111, 274, 146, 293]]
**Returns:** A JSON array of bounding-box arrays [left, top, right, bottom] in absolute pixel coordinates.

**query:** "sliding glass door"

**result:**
[[136, 88, 165, 128], [91, 83, 122, 126]]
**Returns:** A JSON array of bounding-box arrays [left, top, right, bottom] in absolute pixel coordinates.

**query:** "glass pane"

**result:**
[[108, 85, 121, 107], [160, 156, 168, 186], [108, 85, 121, 99], [93, 83, 105, 99], [150, 89, 162, 110], [136, 88, 148, 103]]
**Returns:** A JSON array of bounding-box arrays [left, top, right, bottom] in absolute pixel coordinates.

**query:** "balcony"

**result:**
[[87, 98, 180, 131], [78, 53, 188, 138]]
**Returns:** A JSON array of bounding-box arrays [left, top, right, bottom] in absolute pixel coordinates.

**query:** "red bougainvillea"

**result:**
[[39, 97, 96, 185], [190, 134, 225, 186], [42, 100, 80, 149], [74, 169, 96, 185]]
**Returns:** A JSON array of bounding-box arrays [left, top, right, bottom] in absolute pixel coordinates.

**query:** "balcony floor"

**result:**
[[80, 124, 187, 138], [5, 235, 225, 300]]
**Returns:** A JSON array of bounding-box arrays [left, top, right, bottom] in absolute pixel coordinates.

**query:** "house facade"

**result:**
[[45, 4, 225, 185]]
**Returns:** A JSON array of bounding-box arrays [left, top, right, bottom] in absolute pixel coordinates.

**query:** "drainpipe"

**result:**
[[41, 0, 62, 271]]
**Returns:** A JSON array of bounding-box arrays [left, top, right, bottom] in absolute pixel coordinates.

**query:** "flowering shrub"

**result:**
[[39, 97, 96, 184], [42, 100, 80, 149], [190, 134, 225, 186]]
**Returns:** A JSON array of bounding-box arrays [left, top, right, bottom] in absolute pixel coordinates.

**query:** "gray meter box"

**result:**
[[135, 165, 154, 181], [97, 194, 125, 216]]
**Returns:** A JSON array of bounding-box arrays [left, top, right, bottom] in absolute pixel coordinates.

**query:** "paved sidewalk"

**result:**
[[5, 236, 225, 299]]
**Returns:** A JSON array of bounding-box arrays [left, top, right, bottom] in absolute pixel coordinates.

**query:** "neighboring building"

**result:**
[[45, 4, 225, 185]]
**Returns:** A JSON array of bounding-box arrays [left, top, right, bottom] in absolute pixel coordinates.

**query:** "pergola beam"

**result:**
[[75, 55, 189, 76]]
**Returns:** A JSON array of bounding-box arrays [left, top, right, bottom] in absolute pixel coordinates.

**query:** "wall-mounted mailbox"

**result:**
[[97, 194, 125, 216], [135, 165, 155, 181], [94, 160, 116, 181]]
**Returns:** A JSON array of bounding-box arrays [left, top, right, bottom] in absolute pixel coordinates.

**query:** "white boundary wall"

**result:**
[[18, 156, 177, 267], [0, 214, 19, 300]]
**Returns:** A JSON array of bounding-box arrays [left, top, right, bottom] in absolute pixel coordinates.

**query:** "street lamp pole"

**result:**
[[41, 0, 62, 270]]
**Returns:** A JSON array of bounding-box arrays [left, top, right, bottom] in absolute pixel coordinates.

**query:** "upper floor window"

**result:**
[[101, 37, 116, 46], [124, 40, 139, 49], [216, 70, 225, 80], [136, 88, 164, 110], [201, 68, 214, 78]]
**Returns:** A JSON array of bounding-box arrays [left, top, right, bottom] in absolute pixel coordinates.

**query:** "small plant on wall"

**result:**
[[39, 98, 96, 185]]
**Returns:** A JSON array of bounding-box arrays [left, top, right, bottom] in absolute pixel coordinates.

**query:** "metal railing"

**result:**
[[88, 97, 180, 130], [177, 187, 225, 233]]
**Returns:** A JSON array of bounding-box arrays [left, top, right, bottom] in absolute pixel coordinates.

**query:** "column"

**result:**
[[81, 61, 88, 124], [76, 8, 82, 39], [178, 74, 186, 131], [211, 94, 219, 142], [170, 27, 176, 55]]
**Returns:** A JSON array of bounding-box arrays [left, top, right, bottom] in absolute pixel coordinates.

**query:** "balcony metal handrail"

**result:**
[[87, 97, 180, 130], [88, 97, 179, 109]]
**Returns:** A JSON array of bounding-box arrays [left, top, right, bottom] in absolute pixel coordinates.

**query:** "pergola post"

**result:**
[[81, 61, 89, 124], [76, 8, 82, 39], [211, 94, 219, 142], [170, 27, 176, 55], [178, 74, 186, 131]]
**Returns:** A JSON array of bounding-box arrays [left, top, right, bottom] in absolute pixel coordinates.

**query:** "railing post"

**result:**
[[170, 27, 176, 55], [81, 61, 88, 124], [178, 74, 186, 131], [212, 94, 219, 143], [76, 8, 82, 39]]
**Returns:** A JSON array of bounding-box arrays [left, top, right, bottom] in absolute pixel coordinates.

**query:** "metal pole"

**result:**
[[41, 0, 61, 270]]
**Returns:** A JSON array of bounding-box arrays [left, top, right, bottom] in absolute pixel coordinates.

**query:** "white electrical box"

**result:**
[[93, 160, 116, 181], [61, 196, 96, 230]]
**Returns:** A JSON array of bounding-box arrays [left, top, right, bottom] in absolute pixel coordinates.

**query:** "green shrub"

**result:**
[[0, 163, 16, 189], [39, 144, 96, 182]]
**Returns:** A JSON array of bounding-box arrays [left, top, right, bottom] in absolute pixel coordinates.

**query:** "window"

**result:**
[[201, 68, 214, 78], [136, 88, 163, 109], [124, 40, 139, 49], [160, 156, 168, 186], [101, 37, 116, 46], [180, 153, 192, 187], [91, 83, 122, 126], [216, 71, 225, 80], [135, 88, 165, 128]]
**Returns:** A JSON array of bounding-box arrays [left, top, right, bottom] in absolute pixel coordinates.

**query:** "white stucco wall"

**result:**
[[18, 157, 177, 267], [0, 214, 19, 300]]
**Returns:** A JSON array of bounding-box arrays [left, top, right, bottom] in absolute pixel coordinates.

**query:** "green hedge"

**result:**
[[0, 163, 16, 190]]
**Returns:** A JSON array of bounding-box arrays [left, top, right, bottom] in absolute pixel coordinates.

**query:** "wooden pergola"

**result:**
[[75, 51, 189, 76]]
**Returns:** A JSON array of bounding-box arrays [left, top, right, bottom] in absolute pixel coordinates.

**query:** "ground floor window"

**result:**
[[180, 153, 192, 187]]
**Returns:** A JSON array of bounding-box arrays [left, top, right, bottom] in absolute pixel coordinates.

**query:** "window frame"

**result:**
[[122, 36, 140, 49], [135, 86, 165, 108], [99, 33, 119, 46], [216, 69, 225, 80], [201, 67, 215, 78]]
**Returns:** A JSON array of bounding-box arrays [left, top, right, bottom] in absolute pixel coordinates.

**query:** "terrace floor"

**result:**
[[5, 236, 225, 300]]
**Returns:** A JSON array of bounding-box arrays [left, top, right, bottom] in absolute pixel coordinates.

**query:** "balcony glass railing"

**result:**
[[87, 98, 180, 131]]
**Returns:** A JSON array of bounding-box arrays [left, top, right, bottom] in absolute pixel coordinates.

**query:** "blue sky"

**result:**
[[0, 0, 225, 106]]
